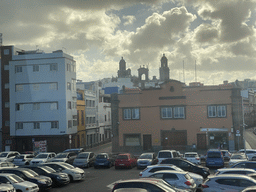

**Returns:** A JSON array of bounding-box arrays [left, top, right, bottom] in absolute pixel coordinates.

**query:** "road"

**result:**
[[245, 128, 256, 149]]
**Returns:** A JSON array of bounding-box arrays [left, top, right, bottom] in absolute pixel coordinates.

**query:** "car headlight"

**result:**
[[38, 180, 46, 184]]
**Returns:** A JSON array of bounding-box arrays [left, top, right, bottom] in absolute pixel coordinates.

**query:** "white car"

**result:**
[[215, 168, 256, 176], [239, 149, 256, 161], [43, 162, 85, 181], [30, 152, 56, 165], [139, 164, 203, 191], [184, 152, 201, 165], [229, 153, 248, 167], [13, 154, 35, 166], [202, 174, 256, 192], [157, 150, 179, 164], [0, 183, 16, 192], [0, 173, 39, 192], [0, 151, 20, 162], [149, 170, 197, 192]]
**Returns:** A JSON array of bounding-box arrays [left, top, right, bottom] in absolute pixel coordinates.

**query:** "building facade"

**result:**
[[111, 80, 243, 154], [76, 90, 86, 148], [8, 49, 77, 153]]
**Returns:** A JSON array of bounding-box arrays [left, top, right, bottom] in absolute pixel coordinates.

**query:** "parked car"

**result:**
[[221, 150, 231, 161], [13, 154, 35, 166], [0, 183, 16, 192], [231, 161, 256, 170], [215, 168, 256, 176], [0, 162, 17, 168], [136, 153, 158, 169], [23, 165, 70, 186], [205, 149, 224, 168], [239, 149, 256, 161], [111, 177, 186, 192], [73, 152, 96, 168], [139, 164, 204, 191], [94, 153, 114, 168], [115, 153, 137, 169], [0, 173, 39, 192], [149, 170, 197, 192], [30, 152, 56, 165], [157, 150, 179, 164], [43, 162, 85, 181], [160, 157, 210, 178], [184, 152, 201, 165], [202, 174, 256, 192], [229, 153, 248, 167], [63, 148, 85, 155], [0, 167, 52, 190], [0, 151, 20, 162], [51, 152, 77, 164]]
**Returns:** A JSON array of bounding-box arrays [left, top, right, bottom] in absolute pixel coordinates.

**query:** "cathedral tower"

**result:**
[[159, 54, 170, 81]]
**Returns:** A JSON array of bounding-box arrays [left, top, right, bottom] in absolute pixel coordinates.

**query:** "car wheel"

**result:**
[[108, 163, 112, 168], [68, 175, 73, 182]]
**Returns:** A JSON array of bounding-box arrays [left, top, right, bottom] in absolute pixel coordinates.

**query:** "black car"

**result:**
[[161, 158, 210, 178], [0, 168, 52, 190], [22, 165, 70, 186]]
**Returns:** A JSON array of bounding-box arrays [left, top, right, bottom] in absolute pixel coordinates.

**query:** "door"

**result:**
[[197, 133, 207, 149], [143, 135, 152, 151]]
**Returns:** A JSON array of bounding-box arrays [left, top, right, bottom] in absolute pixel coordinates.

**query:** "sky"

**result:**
[[1, 0, 256, 85]]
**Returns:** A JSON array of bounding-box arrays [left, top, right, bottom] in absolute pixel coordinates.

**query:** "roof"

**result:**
[[115, 178, 165, 184], [217, 168, 256, 172], [154, 170, 186, 174], [209, 174, 253, 179], [184, 152, 198, 154]]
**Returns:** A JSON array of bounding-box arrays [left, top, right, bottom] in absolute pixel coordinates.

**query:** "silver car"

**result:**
[[202, 174, 256, 192], [73, 152, 95, 168], [184, 152, 201, 165]]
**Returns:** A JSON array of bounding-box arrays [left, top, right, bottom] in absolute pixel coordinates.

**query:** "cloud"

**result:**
[[123, 15, 136, 26]]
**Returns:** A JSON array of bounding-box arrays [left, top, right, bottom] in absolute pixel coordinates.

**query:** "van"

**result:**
[[205, 149, 224, 168], [157, 150, 179, 164]]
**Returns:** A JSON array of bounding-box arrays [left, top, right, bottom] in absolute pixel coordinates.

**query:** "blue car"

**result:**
[[232, 161, 256, 170], [94, 153, 114, 168], [205, 149, 224, 168]]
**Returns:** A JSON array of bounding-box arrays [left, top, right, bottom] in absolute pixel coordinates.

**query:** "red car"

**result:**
[[115, 153, 137, 169]]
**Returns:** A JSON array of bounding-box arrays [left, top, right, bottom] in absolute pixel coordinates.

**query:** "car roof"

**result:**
[[184, 152, 198, 154], [147, 164, 176, 168], [158, 150, 176, 152], [209, 174, 254, 179], [218, 168, 256, 172], [0, 173, 15, 177], [154, 170, 186, 174], [116, 177, 166, 184]]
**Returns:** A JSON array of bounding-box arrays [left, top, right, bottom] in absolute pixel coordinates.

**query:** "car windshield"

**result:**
[[231, 155, 245, 159], [158, 152, 172, 158], [139, 154, 153, 159], [77, 153, 89, 159], [35, 154, 48, 159], [117, 155, 128, 159], [7, 175, 24, 183], [0, 153, 8, 157], [23, 170, 39, 177], [185, 154, 197, 158], [61, 163, 75, 169], [207, 152, 221, 158], [42, 166, 56, 173], [96, 154, 107, 159], [56, 153, 68, 158], [14, 155, 25, 159]]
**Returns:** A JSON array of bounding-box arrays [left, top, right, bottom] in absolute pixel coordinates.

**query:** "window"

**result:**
[[72, 97, 77, 109], [73, 120, 77, 126], [161, 107, 172, 118], [77, 111, 80, 126], [51, 121, 58, 129], [34, 122, 40, 129], [4, 83, 9, 89], [67, 64, 71, 71], [174, 107, 185, 119], [50, 63, 58, 71], [5, 102, 10, 108], [67, 82, 71, 90], [81, 111, 84, 125], [16, 104, 24, 111], [33, 65, 39, 72], [208, 105, 226, 118], [15, 66, 22, 73], [33, 103, 40, 110], [123, 108, 140, 120], [33, 84, 40, 91], [16, 85, 23, 92], [4, 49, 9, 55], [49, 83, 57, 90], [68, 101, 71, 109], [124, 134, 140, 146], [16, 122, 23, 129], [72, 79, 76, 91], [50, 102, 57, 110], [68, 120, 72, 128]]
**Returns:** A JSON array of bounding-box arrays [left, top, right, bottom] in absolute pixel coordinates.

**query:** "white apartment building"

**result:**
[[9, 49, 77, 152]]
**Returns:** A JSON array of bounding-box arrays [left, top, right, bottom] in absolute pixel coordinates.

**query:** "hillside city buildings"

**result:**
[[1, 45, 256, 153]]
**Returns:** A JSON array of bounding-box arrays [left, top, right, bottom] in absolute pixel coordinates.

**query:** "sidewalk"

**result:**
[[245, 140, 252, 149]]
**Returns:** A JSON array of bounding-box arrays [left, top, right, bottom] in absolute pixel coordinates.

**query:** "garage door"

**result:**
[[161, 130, 187, 150]]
